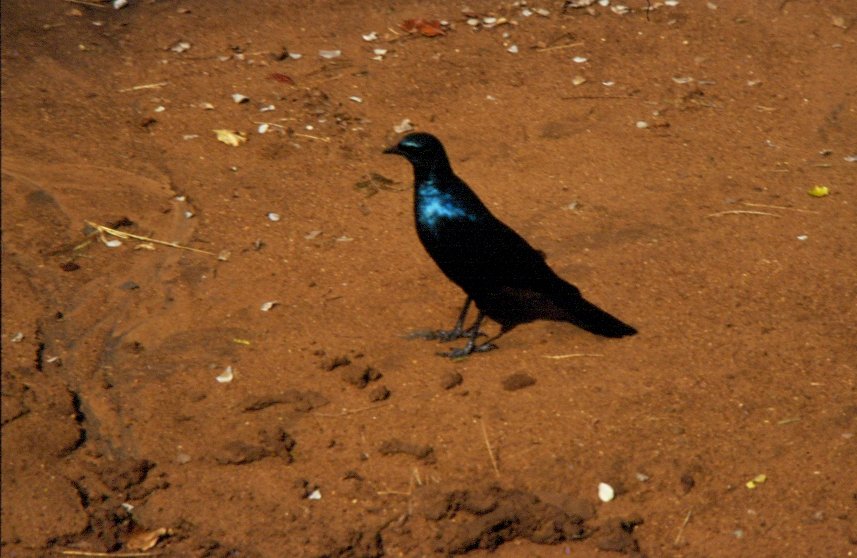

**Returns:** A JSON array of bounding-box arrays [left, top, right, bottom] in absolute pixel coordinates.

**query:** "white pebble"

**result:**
[[507, 44, 519, 54], [319, 49, 341, 59], [636, 120, 649, 129], [289, 52, 302, 60], [393, 118, 414, 134], [231, 93, 249, 104], [598, 482, 615, 502], [373, 48, 388, 56], [349, 96, 363, 103], [216, 366, 234, 383], [153, 105, 165, 113], [267, 212, 281, 222], [796, 234, 808, 241], [573, 56, 588, 63], [602, 80, 616, 86], [307, 489, 322, 500], [260, 301, 279, 312], [362, 31, 378, 42], [259, 104, 276, 112], [258, 123, 269, 134]]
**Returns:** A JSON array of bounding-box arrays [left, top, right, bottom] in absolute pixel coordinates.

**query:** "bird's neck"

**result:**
[[411, 157, 453, 186]]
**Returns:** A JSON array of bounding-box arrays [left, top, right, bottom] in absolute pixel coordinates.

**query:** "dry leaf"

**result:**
[[126, 527, 171, 551], [807, 185, 830, 197], [213, 129, 247, 147], [268, 72, 295, 84], [400, 18, 445, 37]]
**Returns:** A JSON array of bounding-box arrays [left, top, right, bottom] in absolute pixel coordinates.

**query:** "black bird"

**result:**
[[384, 132, 636, 357]]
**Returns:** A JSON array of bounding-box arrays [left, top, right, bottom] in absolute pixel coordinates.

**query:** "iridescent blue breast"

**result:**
[[416, 182, 476, 230]]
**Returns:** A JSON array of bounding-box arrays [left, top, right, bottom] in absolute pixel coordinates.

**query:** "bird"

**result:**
[[383, 132, 636, 357]]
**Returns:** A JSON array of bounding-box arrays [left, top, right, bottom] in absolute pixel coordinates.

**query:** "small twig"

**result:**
[[118, 81, 169, 93], [536, 42, 585, 52], [674, 509, 692, 545], [705, 210, 780, 218], [315, 402, 391, 417], [777, 417, 801, 425], [544, 353, 604, 359], [742, 202, 819, 214], [480, 418, 501, 478], [60, 551, 160, 557], [86, 221, 218, 256]]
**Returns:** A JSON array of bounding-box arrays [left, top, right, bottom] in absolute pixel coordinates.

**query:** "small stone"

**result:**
[[368, 385, 391, 402], [598, 482, 615, 502], [680, 473, 695, 493], [441, 372, 463, 390], [502, 372, 536, 391]]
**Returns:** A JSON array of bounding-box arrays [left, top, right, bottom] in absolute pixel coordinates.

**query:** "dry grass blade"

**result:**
[[544, 353, 604, 359], [64, 0, 108, 8], [536, 42, 585, 52], [742, 202, 819, 214], [315, 402, 391, 417], [118, 81, 169, 93], [480, 418, 501, 478], [705, 210, 780, 218], [293, 133, 331, 142], [674, 509, 692, 545], [86, 221, 218, 256]]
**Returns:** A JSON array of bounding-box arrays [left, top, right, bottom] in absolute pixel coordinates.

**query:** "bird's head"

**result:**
[[383, 133, 450, 172]]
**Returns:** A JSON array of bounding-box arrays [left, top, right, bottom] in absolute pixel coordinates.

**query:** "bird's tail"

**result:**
[[562, 296, 637, 338]]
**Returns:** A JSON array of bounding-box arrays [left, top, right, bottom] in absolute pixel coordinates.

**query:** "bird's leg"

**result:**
[[439, 311, 500, 358], [408, 296, 481, 341]]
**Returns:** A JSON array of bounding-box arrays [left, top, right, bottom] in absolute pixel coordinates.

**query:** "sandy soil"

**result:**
[[2, 1, 856, 556]]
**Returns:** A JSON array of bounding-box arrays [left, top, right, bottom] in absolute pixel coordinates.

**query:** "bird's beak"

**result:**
[[383, 144, 401, 155]]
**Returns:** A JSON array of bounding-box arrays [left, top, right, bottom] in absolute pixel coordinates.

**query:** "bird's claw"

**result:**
[[439, 342, 498, 359], [407, 327, 484, 342]]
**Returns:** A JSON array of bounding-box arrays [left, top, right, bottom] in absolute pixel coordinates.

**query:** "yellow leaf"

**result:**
[[746, 473, 767, 489], [807, 185, 830, 197], [213, 129, 247, 146]]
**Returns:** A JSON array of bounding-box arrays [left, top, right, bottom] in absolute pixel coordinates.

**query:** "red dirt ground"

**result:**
[[2, 1, 856, 556]]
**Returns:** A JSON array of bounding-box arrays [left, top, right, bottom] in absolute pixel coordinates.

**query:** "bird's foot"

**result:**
[[407, 326, 483, 342], [439, 342, 498, 359]]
